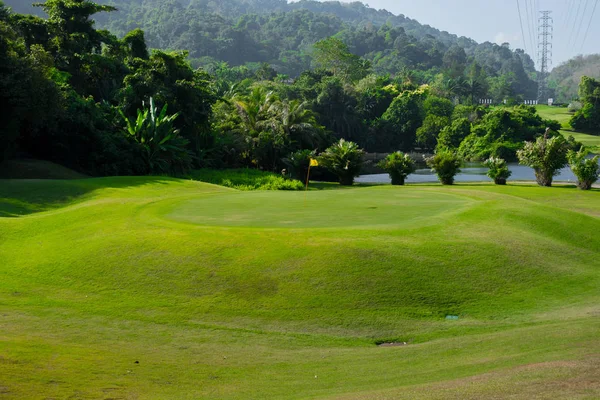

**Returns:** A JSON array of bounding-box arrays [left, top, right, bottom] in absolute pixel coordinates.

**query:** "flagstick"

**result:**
[[304, 165, 311, 207]]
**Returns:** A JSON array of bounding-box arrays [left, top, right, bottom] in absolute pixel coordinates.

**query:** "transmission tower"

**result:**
[[537, 11, 553, 102]]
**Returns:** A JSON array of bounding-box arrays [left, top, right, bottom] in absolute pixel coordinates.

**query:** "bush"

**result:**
[[484, 157, 512, 185], [282, 149, 316, 181], [319, 139, 364, 186], [567, 149, 599, 190], [567, 101, 583, 113], [425, 150, 461, 185], [188, 169, 304, 190], [377, 152, 416, 185], [517, 134, 569, 187]]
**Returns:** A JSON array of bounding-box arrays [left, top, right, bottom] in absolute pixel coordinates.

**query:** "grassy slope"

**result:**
[[0, 159, 87, 180], [0, 177, 599, 398], [536, 105, 600, 153]]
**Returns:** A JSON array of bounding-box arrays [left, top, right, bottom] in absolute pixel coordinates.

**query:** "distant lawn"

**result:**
[[0, 178, 599, 398], [537, 105, 600, 153]]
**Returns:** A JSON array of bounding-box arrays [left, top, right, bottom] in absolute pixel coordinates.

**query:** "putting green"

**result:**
[[165, 188, 475, 228]]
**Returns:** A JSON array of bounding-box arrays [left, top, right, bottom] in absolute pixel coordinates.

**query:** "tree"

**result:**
[[437, 118, 471, 149], [312, 37, 370, 82], [570, 76, 600, 132], [517, 133, 569, 187], [567, 149, 599, 190], [319, 139, 364, 185], [381, 87, 426, 151]]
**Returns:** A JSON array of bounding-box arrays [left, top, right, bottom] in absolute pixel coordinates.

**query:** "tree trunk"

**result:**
[[339, 175, 354, 186], [391, 175, 405, 185], [534, 169, 553, 187], [494, 177, 507, 185], [577, 180, 593, 190]]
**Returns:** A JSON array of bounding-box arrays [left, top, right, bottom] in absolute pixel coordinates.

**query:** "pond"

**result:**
[[356, 162, 598, 184]]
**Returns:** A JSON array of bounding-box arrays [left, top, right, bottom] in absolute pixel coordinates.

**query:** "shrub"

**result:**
[[318, 139, 364, 186], [377, 152, 416, 185], [188, 169, 303, 190], [425, 150, 461, 185], [517, 134, 569, 187], [567, 149, 599, 190], [484, 157, 512, 185], [567, 101, 583, 113], [282, 149, 316, 181]]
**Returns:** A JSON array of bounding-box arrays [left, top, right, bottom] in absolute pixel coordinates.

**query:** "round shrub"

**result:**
[[377, 152, 416, 185], [425, 150, 461, 185], [568, 149, 599, 190], [517, 134, 569, 187], [319, 139, 364, 186], [484, 157, 512, 185]]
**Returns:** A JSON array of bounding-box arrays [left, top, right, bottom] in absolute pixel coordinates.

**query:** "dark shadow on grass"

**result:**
[[0, 176, 175, 218]]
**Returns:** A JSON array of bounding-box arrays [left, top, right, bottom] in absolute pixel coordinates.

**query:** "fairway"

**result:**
[[537, 105, 600, 152], [1, 177, 600, 399]]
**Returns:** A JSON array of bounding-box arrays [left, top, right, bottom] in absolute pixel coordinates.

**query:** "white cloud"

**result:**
[[494, 32, 521, 46]]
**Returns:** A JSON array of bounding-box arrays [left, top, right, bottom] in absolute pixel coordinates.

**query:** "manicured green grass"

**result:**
[[537, 105, 600, 153], [0, 177, 599, 398]]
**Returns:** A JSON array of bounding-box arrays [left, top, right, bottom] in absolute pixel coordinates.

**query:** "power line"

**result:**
[[580, 0, 599, 53], [516, 0, 530, 54], [572, 0, 591, 51], [563, 0, 574, 29], [524, 0, 536, 54], [567, 0, 584, 48], [531, 0, 539, 51]]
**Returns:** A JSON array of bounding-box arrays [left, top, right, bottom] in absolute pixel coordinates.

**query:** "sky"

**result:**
[[336, 0, 599, 69]]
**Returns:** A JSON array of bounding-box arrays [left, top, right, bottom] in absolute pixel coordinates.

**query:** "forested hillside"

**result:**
[[6, 0, 588, 182], [4, 0, 538, 98], [549, 54, 600, 103]]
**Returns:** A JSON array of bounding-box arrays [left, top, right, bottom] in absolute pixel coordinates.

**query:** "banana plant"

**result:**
[[119, 97, 192, 174]]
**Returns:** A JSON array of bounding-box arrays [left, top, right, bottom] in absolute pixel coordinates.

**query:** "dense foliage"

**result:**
[[318, 139, 364, 186], [567, 149, 599, 190], [21, 0, 537, 95], [517, 134, 570, 187], [570, 76, 600, 133], [548, 54, 600, 103], [425, 150, 461, 185], [1, 0, 582, 182], [188, 168, 303, 190], [377, 152, 416, 185]]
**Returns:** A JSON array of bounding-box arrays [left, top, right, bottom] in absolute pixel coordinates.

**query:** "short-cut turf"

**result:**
[[536, 105, 600, 153], [1, 177, 599, 399]]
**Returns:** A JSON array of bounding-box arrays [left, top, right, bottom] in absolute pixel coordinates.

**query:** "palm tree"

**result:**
[[269, 99, 326, 149]]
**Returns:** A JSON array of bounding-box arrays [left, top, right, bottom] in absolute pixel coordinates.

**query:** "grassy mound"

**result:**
[[0, 159, 87, 179], [188, 168, 304, 190], [0, 178, 599, 398]]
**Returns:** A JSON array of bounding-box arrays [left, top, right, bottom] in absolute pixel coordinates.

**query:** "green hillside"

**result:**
[[1, 177, 599, 398]]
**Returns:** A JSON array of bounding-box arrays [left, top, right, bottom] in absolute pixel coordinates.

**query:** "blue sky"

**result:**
[[336, 0, 599, 69]]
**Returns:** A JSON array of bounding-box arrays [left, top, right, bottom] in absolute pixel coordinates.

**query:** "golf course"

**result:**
[[1, 176, 599, 398]]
